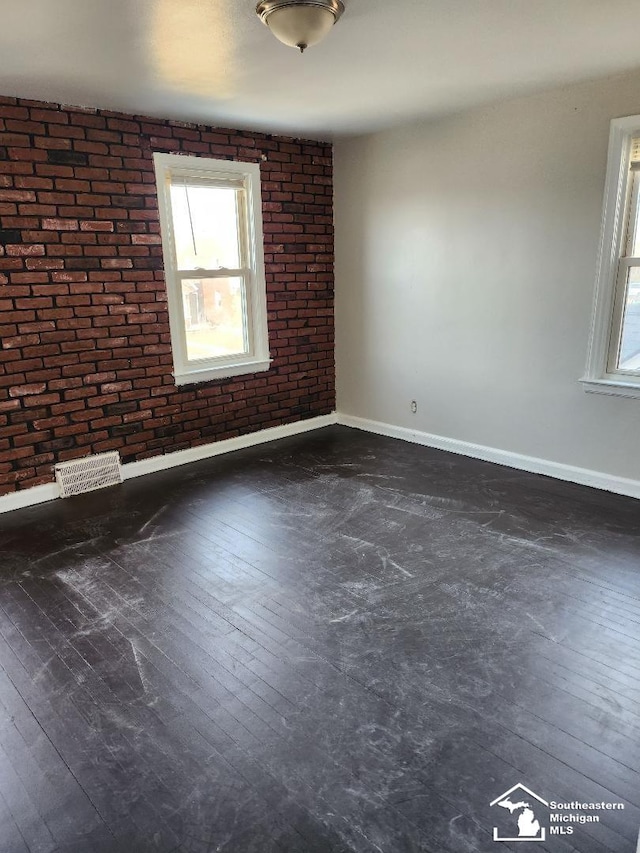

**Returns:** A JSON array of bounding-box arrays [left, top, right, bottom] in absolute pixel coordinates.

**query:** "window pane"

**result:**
[[181, 276, 248, 362], [628, 172, 640, 257], [617, 266, 640, 370], [169, 183, 241, 271]]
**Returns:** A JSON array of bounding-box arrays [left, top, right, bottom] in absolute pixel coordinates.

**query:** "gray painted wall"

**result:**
[[335, 69, 640, 482]]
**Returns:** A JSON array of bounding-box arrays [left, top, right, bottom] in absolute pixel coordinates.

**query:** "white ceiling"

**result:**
[[1, 0, 640, 138]]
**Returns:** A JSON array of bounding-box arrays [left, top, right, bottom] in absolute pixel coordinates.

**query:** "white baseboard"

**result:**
[[337, 413, 640, 500], [0, 483, 60, 514], [3, 409, 639, 513], [0, 414, 338, 515], [122, 414, 338, 479]]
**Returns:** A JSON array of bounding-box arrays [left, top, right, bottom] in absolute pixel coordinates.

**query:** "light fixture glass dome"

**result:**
[[256, 1, 345, 53]]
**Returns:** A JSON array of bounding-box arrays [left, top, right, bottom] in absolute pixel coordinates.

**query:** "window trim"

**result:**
[[581, 115, 640, 399], [153, 152, 271, 386]]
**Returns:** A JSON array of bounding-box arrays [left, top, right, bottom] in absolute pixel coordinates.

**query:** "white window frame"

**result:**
[[154, 152, 270, 385], [582, 115, 640, 399]]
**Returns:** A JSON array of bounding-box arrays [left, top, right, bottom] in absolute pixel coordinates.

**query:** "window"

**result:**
[[154, 153, 270, 385], [583, 116, 640, 398]]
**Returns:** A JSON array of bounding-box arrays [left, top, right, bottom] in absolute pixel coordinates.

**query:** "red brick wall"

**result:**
[[0, 97, 335, 495]]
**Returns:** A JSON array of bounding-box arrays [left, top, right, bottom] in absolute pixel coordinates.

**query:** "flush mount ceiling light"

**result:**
[[256, 0, 345, 53]]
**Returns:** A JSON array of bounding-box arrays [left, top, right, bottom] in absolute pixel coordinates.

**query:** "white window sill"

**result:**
[[174, 358, 272, 386], [580, 376, 640, 399]]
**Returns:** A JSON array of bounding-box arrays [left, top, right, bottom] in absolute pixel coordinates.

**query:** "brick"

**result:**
[[0, 229, 22, 244], [101, 381, 132, 393], [2, 334, 40, 349], [131, 233, 161, 245], [38, 191, 75, 205], [74, 140, 109, 155], [7, 147, 47, 163], [57, 178, 91, 192], [47, 150, 88, 166], [70, 113, 105, 129], [6, 244, 45, 257], [33, 415, 69, 429], [80, 220, 114, 232], [18, 321, 55, 334], [24, 392, 59, 406], [21, 230, 61, 243], [0, 259, 24, 272], [101, 258, 133, 269], [64, 258, 101, 271], [0, 189, 36, 202], [30, 108, 69, 125], [111, 195, 145, 209], [0, 286, 28, 297], [34, 136, 72, 151], [25, 257, 65, 270], [35, 164, 73, 179], [51, 271, 88, 283], [42, 217, 79, 231]]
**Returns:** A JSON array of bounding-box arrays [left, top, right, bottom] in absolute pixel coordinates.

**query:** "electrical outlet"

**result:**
[[410, 400, 418, 414]]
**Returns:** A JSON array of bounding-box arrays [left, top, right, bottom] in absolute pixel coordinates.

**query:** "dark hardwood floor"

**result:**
[[0, 425, 639, 853]]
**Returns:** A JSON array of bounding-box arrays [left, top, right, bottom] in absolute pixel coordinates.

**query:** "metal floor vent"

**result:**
[[55, 451, 122, 498]]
